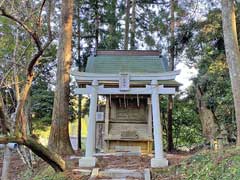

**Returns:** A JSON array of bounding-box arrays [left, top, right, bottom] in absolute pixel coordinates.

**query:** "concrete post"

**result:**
[[150, 80, 168, 167], [79, 80, 98, 167], [85, 80, 98, 157], [1, 145, 11, 180]]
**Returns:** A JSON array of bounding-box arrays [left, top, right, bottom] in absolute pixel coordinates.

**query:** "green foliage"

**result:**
[[0, 0, 59, 131], [21, 166, 67, 180], [152, 147, 240, 180], [144, 35, 155, 48], [69, 87, 78, 123], [183, 8, 237, 140], [31, 79, 54, 129], [160, 95, 203, 149], [181, 148, 240, 180], [33, 167, 67, 180], [173, 96, 203, 148], [98, 0, 122, 49]]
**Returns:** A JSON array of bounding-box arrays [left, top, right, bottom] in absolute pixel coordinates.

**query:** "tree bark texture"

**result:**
[[167, 95, 174, 151], [124, 0, 130, 50], [196, 86, 218, 144], [221, 0, 240, 146], [95, 0, 99, 48], [167, 0, 176, 152], [48, 0, 74, 155], [76, 1, 82, 150], [78, 94, 82, 150], [0, 95, 9, 134], [130, 0, 136, 50]]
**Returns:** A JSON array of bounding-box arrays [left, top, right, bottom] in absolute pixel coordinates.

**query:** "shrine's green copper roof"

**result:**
[[85, 55, 168, 74]]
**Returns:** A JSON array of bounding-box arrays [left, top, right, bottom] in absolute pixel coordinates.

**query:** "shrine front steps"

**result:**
[[97, 168, 143, 179], [89, 168, 151, 180], [72, 168, 151, 180]]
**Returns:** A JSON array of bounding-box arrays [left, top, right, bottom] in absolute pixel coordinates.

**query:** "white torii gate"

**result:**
[[73, 70, 180, 168]]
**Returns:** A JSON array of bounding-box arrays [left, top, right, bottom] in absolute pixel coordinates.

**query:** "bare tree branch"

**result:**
[[47, 0, 53, 40], [0, 42, 31, 87], [15, 30, 53, 137], [0, 7, 42, 51], [27, 39, 52, 76], [1, 81, 24, 89], [0, 0, 65, 172], [37, 0, 47, 27]]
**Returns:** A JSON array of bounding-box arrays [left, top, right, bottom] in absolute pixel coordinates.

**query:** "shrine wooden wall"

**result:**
[[97, 96, 153, 153]]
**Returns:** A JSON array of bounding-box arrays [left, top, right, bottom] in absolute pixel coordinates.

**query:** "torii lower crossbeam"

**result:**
[[74, 85, 176, 95]]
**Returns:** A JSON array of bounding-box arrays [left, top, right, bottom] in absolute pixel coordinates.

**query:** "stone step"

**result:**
[[72, 168, 91, 176], [99, 168, 144, 179], [144, 169, 151, 180], [97, 178, 128, 180], [72, 167, 151, 179], [97, 179, 127, 180]]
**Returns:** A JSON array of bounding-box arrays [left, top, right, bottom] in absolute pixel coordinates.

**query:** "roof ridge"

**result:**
[[96, 50, 161, 56]]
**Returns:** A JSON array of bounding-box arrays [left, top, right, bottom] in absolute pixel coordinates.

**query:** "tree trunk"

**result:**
[[130, 0, 136, 50], [25, 95, 32, 134], [13, 29, 20, 104], [48, 0, 74, 155], [196, 86, 218, 146], [76, 1, 82, 150], [95, 0, 99, 48], [167, 0, 175, 152], [78, 95, 82, 150], [108, 0, 118, 49], [167, 95, 174, 151], [14, 42, 34, 168], [221, 0, 240, 146], [124, 0, 130, 50], [0, 86, 9, 135], [15, 74, 33, 138], [13, 28, 29, 138]]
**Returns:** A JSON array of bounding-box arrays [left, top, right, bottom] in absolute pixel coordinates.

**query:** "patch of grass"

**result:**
[[152, 146, 240, 180], [33, 116, 88, 147], [21, 165, 68, 180], [33, 166, 67, 180]]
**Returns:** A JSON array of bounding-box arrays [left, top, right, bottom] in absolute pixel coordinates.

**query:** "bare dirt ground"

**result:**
[[95, 150, 192, 170], [166, 151, 192, 165], [0, 149, 28, 180], [96, 154, 151, 170], [0, 150, 193, 180]]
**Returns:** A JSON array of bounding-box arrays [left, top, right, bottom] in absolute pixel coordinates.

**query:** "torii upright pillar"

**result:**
[[79, 80, 98, 167], [150, 80, 168, 167]]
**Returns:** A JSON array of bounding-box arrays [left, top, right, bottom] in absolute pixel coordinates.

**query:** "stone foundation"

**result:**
[[79, 157, 97, 167], [150, 158, 168, 168]]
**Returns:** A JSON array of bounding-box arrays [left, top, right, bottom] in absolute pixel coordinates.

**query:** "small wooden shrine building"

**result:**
[[72, 50, 180, 168]]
